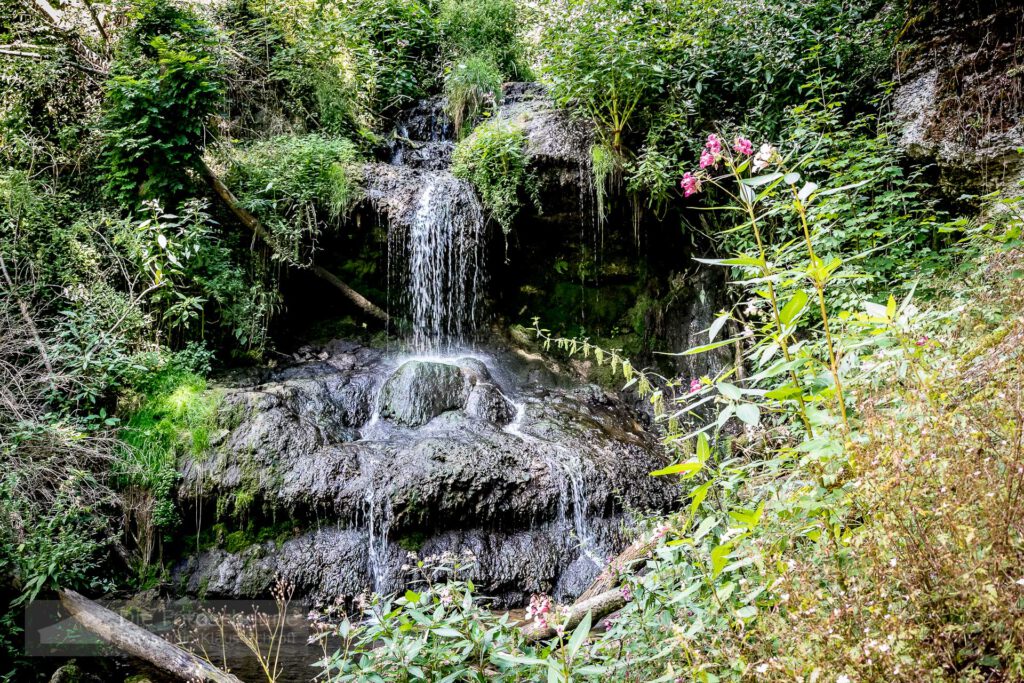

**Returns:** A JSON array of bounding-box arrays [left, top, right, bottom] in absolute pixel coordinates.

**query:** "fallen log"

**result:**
[[58, 589, 242, 683], [574, 536, 656, 603], [521, 587, 626, 641], [201, 161, 389, 323], [520, 534, 658, 641]]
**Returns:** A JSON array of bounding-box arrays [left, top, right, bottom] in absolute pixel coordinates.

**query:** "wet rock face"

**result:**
[[892, 0, 1024, 194], [379, 360, 471, 426], [175, 342, 677, 607]]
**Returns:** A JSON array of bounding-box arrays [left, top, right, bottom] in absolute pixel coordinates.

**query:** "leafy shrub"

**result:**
[[315, 552, 533, 681], [117, 363, 222, 580], [452, 121, 538, 235], [225, 134, 363, 264], [444, 55, 503, 137], [100, 0, 223, 206], [539, 0, 900, 199], [438, 0, 531, 80]]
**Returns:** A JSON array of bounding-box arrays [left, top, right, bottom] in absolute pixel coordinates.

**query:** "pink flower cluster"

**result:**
[[689, 378, 702, 393], [679, 134, 769, 200], [526, 594, 553, 629]]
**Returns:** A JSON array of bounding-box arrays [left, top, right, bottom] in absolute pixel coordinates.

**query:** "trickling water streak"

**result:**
[[504, 400, 606, 569], [407, 174, 487, 352], [364, 483, 392, 595]]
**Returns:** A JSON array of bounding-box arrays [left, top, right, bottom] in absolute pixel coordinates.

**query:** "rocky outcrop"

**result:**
[[893, 0, 1024, 195], [174, 341, 677, 607]]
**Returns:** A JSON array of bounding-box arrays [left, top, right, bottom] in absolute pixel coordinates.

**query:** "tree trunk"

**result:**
[[58, 590, 242, 683], [521, 588, 627, 641], [201, 161, 389, 323], [520, 535, 657, 641]]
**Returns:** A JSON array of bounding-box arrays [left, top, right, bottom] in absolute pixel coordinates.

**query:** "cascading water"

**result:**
[[505, 400, 607, 570], [407, 175, 486, 352]]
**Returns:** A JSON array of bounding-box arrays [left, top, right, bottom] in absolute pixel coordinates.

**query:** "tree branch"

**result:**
[[0, 46, 108, 76], [200, 161, 389, 323]]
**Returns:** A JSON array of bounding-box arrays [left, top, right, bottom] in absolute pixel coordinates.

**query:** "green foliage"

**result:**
[[438, 0, 531, 80], [444, 55, 503, 137], [225, 134, 363, 263], [117, 357, 222, 578], [539, 0, 901, 201], [258, 0, 438, 131], [100, 0, 223, 206], [316, 553, 534, 682], [452, 121, 538, 235]]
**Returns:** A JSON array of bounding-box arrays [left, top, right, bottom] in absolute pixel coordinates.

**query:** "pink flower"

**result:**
[[699, 149, 716, 169], [680, 172, 702, 197], [733, 136, 753, 155], [705, 134, 722, 156], [916, 336, 930, 347], [653, 523, 671, 539], [689, 378, 702, 393], [621, 586, 632, 601], [526, 594, 552, 622]]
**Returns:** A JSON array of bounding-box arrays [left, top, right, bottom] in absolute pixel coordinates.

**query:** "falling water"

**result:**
[[407, 174, 486, 352], [363, 483, 393, 595], [505, 401, 606, 569]]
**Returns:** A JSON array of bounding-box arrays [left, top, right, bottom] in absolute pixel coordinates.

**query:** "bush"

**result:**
[[452, 121, 538, 235], [225, 134, 363, 264], [438, 0, 531, 80], [117, 362, 222, 581], [100, 0, 223, 206], [444, 55, 503, 137]]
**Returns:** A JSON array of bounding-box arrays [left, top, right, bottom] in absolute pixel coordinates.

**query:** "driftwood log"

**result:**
[[202, 161, 389, 324], [521, 535, 657, 641], [58, 589, 242, 683]]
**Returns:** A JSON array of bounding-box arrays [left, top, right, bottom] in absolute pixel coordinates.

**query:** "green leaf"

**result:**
[[711, 542, 733, 578], [735, 403, 760, 426], [709, 313, 729, 342], [778, 290, 809, 326], [689, 481, 712, 518], [735, 605, 758, 619], [650, 461, 702, 477], [671, 338, 739, 356], [404, 590, 420, 603], [740, 172, 784, 187], [798, 181, 818, 202], [696, 432, 710, 463], [717, 382, 743, 400], [567, 611, 591, 659]]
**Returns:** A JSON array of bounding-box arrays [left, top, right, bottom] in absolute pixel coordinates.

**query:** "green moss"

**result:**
[[397, 532, 427, 552], [452, 120, 539, 235]]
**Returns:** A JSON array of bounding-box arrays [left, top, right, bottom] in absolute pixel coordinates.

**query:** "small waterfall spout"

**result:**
[[407, 173, 486, 352]]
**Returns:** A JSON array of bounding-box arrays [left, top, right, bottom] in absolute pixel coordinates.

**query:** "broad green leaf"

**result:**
[[689, 481, 712, 517], [650, 461, 702, 477], [709, 313, 729, 342], [779, 290, 809, 326], [798, 181, 818, 202], [567, 611, 591, 659], [693, 515, 718, 541], [711, 542, 733, 578], [739, 172, 784, 187], [735, 605, 758, 619], [696, 432, 711, 463], [735, 402, 760, 426], [404, 590, 420, 603], [783, 172, 801, 185], [717, 382, 743, 400]]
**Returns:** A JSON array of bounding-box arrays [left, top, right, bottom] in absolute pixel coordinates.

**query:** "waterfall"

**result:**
[[407, 174, 486, 352], [363, 482, 393, 595], [505, 400, 607, 570]]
